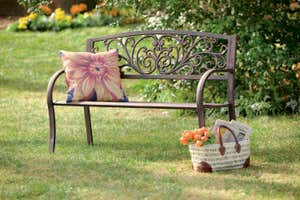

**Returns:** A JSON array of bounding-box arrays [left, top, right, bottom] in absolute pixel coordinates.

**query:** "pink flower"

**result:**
[[60, 49, 124, 102]]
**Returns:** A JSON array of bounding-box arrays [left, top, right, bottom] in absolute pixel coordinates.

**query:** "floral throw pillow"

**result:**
[[60, 49, 127, 103]]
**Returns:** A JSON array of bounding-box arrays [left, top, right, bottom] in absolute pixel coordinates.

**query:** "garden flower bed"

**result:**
[[7, 3, 142, 32]]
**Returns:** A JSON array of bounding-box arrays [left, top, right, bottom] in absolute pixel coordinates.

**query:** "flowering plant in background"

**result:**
[[50, 8, 72, 23], [108, 8, 118, 17], [8, 2, 143, 32], [70, 3, 88, 15], [17, 12, 37, 29], [17, 17, 28, 29], [97, 1, 105, 7], [293, 62, 300, 82], [39, 5, 52, 15], [27, 12, 38, 20], [180, 127, 214, 148], [53, 8, 67, 21]]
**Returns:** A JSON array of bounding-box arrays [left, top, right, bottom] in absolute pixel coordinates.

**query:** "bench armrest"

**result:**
[[196, 69, 234, 108], [47, 68, 65, 106]]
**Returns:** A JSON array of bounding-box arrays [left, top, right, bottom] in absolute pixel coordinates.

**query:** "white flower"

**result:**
[[178, 13, 187, 25]]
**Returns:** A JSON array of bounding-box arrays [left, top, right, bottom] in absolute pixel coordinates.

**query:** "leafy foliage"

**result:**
[[17, 0, 50, 13], [139, 0, 300, 115]]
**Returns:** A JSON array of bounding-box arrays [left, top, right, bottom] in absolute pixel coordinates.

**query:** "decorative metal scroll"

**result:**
[[91, 32, 229, 76]]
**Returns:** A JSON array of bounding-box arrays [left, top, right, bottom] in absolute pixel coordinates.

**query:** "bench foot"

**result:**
[[48, 105, 56, 153], [84, 106, 93, 145]]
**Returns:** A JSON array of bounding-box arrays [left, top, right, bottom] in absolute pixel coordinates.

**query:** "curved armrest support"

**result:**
[[196, 69, 233, 108], [47, 68, 65, 106]]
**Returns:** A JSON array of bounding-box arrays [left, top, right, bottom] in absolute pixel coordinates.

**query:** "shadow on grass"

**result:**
[[1, 134, 299, 179], [1, 147, 299, 199], [1, 152, 183, 199], [91, 140, 188, 162], [179, 170, 300, 198], [0, 136, 188, 163], [251, 144, 300, 163]]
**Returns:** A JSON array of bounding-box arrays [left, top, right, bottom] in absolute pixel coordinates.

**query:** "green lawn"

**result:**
[[0, 27, 299, 200]]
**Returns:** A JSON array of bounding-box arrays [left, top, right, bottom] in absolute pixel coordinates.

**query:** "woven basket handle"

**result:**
[[217, 125, 241, 156]]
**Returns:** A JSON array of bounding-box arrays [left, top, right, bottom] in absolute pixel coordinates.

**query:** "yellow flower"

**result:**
[[18, 17, 28, 23], [55, 8, 66, 21], [83, 12, 92, 18], [18, 22, 27, 29], [28, 12, 37, 20], [66, 15, 72, 23], [55, 14, 64, 21], [18, 16, 28, 29], [55, 8, 63, 13]]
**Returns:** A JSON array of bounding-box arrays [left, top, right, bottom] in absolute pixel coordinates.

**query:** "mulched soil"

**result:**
[[0, 16, 19, 29]]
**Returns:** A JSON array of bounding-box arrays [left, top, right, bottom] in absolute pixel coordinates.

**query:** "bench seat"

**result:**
[[54, 101, 229, 109]]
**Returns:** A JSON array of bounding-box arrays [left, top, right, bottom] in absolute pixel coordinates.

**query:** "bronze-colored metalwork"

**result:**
[[87, 30, 231, 79], [47, 30, 237, 153]]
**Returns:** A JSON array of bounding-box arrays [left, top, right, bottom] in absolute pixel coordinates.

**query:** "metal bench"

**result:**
[[47, 30, 237, 153]]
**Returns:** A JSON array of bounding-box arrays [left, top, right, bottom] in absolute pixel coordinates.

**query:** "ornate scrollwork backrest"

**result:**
[[87, 30, 236, 79]]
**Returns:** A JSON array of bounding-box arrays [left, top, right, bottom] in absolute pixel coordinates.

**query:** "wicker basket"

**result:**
[[189, 125, 250, 172]]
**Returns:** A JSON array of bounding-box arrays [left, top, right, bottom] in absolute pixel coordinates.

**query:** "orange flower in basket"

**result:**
[[179, 127, 210, 148], [195, 140, 203, 147], [194, 134, 201, 141], [194, 127, 209, 142], [182, 130, 194, 140], [179, 137, 188, 145]]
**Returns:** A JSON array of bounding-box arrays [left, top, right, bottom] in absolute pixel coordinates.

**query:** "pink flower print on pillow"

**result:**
[[60, 49, 126, 102]]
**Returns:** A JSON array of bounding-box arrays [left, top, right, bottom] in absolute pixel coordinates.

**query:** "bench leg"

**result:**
[[84, 106, 93, 145], [48, 105, 56, 153], [197, 108, 205, 128], [227, 73, 236, 121], [229, 103, 236, 121]]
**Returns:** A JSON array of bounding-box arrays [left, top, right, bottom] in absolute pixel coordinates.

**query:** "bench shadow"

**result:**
[[92, 140, 188, 162], [0, 136, 188, 162], [1, 148, 299, 199]]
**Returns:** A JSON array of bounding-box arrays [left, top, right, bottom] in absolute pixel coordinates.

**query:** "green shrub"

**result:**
[[17, 0, 50, 13], [139, 0, 300, 115]]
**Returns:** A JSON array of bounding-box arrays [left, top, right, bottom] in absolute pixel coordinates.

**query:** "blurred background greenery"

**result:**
[[7, 0, 300, 116]]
